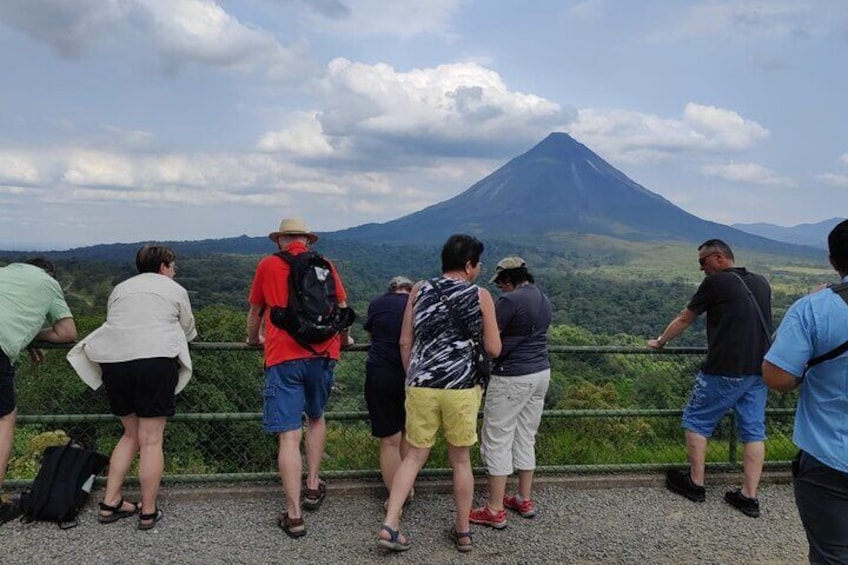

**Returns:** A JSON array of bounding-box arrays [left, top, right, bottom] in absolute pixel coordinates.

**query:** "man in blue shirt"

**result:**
[[764, 219, 848, 564]]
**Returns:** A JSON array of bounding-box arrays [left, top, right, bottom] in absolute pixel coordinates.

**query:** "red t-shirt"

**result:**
[[248, 242, 348, 365]]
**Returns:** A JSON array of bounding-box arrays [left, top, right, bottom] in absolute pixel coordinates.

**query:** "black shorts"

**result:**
[[364, 362, 406, 438], [0, 350, 15, 418], [101, 357, 179, 418]]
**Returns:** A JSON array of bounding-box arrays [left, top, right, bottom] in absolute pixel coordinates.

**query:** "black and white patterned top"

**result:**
[[407, 276, 482, 390]]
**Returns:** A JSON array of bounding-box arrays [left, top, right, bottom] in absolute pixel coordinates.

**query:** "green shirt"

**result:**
[[0, 263, 73, 362]]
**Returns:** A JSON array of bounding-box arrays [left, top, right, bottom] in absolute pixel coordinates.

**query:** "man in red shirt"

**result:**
[[246, 218, 349, 538]]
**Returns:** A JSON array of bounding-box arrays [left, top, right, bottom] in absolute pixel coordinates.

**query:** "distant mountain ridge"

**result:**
[[732, 218, 845, 249], [1, 132, 819, 260], [333, 133, 813, 256]]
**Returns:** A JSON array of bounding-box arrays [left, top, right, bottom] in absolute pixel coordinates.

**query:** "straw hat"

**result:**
[[268, 218, 319, 244]]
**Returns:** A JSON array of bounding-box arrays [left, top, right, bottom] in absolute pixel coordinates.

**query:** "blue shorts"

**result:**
[[682, 372, 767, 442], [263, 358, 336, 433], [0, 350, 15, 417]]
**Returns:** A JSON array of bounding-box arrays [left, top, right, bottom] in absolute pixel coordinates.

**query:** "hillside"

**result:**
[[733, 217, 845, 249]]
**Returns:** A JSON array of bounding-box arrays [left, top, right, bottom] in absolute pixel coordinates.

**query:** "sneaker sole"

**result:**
[[665, 478, 705, 503], [469, 518, 507, 529]]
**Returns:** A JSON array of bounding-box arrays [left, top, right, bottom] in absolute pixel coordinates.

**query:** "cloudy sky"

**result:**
[[1, 0, 846, 249]]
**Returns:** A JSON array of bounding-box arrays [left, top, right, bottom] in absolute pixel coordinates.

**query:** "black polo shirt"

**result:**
[[687, 267, 772, 376]]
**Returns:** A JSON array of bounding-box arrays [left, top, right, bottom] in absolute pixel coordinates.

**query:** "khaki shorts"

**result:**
[[405, 386, 482, 448]]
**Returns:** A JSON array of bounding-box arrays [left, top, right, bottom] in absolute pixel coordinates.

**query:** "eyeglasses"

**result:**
[[698, 252, 720, 266]]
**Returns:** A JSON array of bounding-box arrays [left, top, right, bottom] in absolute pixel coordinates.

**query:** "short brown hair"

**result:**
[[135, 245, 176, 274]]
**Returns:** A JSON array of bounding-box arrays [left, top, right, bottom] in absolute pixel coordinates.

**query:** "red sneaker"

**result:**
[[503, 495, 536, 518], [468, 505, 507, 529]]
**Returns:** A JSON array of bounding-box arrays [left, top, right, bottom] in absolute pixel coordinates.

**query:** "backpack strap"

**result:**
[[805, 283, 848, 372]]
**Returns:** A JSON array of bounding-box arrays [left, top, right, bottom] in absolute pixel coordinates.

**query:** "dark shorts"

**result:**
[[263, 358, 336, 433], [0, 350, 15, 418], [364, 361, 406, 438], [100, 357, 179, 418], [794, 451, 848, 564]]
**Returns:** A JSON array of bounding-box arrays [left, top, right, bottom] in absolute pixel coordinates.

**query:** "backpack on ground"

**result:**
[[19, 440, 109, 529], [269, 250, 355, 353]]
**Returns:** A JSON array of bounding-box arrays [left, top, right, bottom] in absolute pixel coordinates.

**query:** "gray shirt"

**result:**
[[493, 284, 552, 376]]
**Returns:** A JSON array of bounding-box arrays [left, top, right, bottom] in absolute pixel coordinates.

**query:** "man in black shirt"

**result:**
[[648, 239, 771, 517]]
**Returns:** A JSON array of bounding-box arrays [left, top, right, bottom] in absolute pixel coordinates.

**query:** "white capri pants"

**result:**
[[480, 369, 551, 476]]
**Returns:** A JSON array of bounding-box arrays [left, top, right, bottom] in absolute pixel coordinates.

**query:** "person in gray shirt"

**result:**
[[470, 257, 552, 528]]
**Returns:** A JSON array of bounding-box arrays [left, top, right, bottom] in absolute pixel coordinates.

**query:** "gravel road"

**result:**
[[1, 475, 808, 564]]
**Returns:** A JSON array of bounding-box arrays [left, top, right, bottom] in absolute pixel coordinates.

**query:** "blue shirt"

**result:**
[[764, 276, 848, 473]]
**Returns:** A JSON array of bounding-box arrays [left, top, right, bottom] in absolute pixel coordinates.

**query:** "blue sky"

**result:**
[[1, 0, 846, 249]]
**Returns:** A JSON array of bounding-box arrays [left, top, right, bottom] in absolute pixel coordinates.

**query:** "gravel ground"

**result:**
[[1, 476, 807, 565]]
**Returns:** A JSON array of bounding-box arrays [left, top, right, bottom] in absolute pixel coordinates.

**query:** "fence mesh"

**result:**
[[6, 345, 797, 486]]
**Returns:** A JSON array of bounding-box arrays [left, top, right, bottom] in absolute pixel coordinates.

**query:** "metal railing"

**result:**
[[5, 344, 796, 487]]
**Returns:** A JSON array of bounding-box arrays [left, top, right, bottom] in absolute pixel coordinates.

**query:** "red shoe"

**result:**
[[503, 495, 536, 518], [469, 505, 507, 529]]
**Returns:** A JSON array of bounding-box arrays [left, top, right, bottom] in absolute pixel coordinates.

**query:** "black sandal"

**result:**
[[98, 498, 139, 524], [449, 526, 473, 552], [138, 507, 163, 531]]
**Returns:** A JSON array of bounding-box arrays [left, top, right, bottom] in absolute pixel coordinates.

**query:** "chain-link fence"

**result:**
[[6, 345, 796, 487]]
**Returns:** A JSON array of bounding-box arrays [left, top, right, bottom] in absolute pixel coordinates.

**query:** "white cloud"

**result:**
[[0, 0, 314, 80], [568, 102, 769, 163], [648, 2, 811, 42], [841, 152, 848, 166], [817, 173, 848, 188], [298, 0, 465, 39], [256, 112, 337, 156], [568, 0, 606, 18], [701, 162, 796, 187], [260, 59, 566, 160], [0, 152, 42, 185]]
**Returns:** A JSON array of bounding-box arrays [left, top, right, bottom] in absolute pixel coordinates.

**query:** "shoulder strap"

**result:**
[[431, 280, 478, 342], [805, 283, 848, 371], [728, 271, 771, 342]]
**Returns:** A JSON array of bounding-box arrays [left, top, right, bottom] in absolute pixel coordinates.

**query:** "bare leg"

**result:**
[[137, 416, 167, 518], [517, 469, 535, 501], [741, 441, 765, 498], [101, 414, 140, 514], [0, 409, 16, 493], [487, 475, 508, 512], [379, 445, 429, 543], [685, 430, 708, 486], [278, 429, 303, 519], [379, 432, 403, 492], [304, 416, 325, 491], [449, 444, 474, 539]]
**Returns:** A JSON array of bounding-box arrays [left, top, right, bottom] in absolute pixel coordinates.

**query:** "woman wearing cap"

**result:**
[[67, 245, 196, 530], [469, 256, 552, 529], [377, 234, 501, 553], [364, 276, 414, 506]]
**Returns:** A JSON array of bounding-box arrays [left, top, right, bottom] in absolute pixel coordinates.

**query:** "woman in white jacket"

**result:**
[[68, 245, 196, 530]]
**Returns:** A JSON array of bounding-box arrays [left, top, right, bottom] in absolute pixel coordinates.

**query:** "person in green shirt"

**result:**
[[0, 258, 76, 525]]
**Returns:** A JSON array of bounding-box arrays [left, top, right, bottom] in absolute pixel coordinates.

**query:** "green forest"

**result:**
[[1, 238, 830, 480]]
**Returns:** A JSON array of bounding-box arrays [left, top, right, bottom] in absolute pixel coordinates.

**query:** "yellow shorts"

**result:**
[[405, 386, 482, 448]]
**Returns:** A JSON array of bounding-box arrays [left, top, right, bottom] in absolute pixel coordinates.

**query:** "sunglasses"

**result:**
[[698, 251, 720, 266]]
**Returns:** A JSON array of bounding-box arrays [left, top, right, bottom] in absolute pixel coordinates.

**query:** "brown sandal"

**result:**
[[278, 514, 306, 538], [302, 480, 326, 510]]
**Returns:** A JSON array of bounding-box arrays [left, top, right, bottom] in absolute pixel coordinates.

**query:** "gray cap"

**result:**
[[388, 275, 414, 291], [489, 256, 526, 283]]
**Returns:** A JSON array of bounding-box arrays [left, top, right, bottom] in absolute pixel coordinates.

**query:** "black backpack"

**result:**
[[269, 250, 355, 353], [19, 440, 109, 529]]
